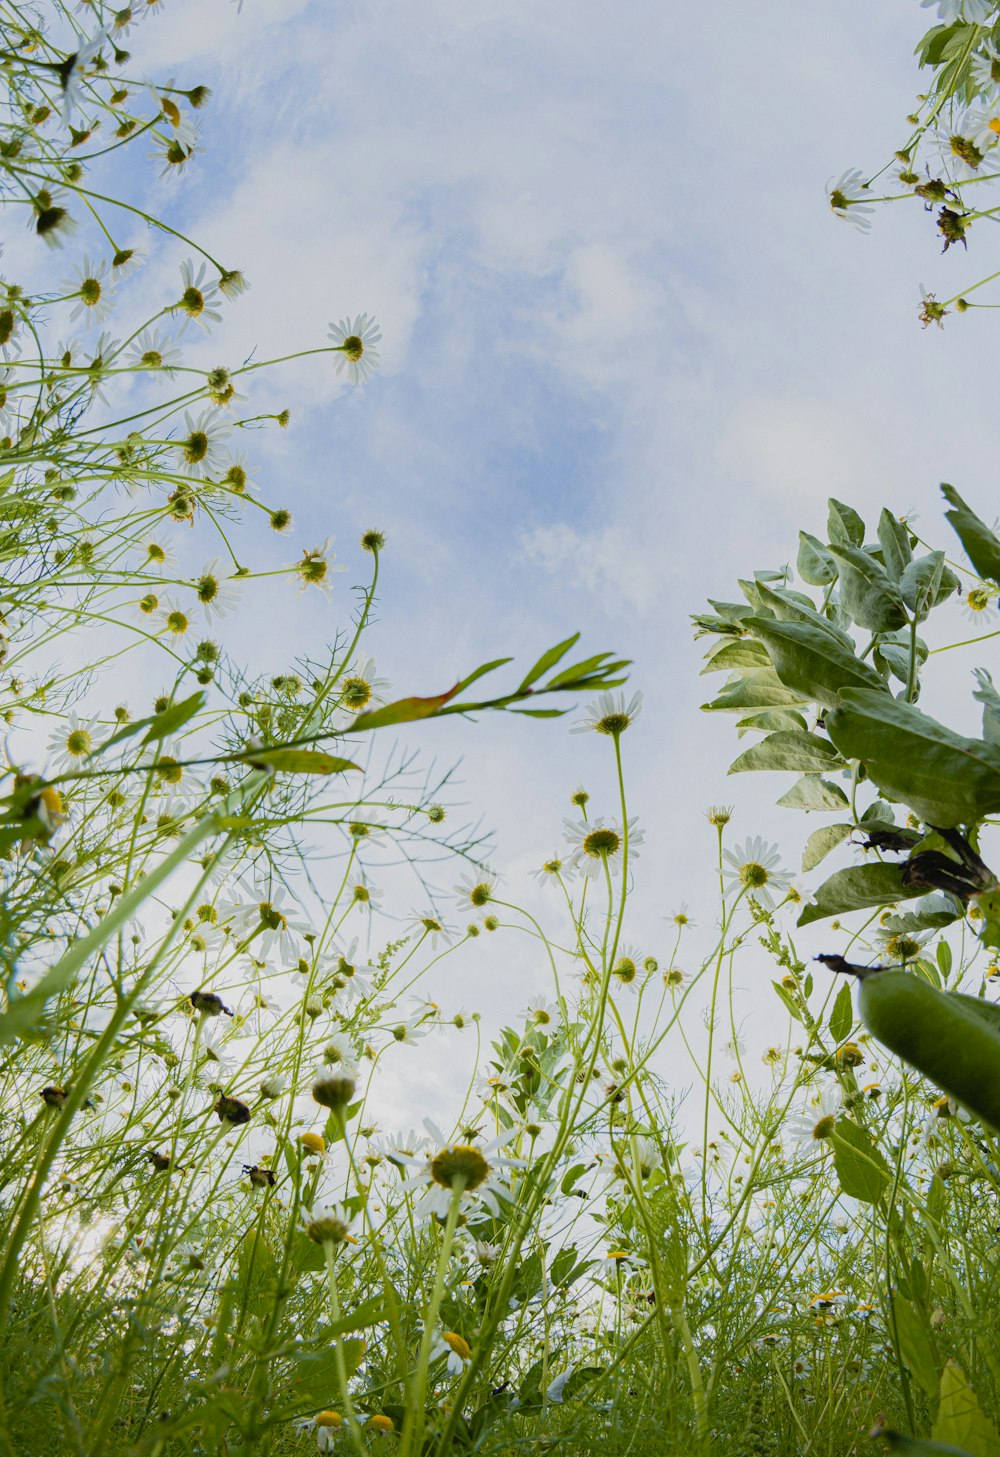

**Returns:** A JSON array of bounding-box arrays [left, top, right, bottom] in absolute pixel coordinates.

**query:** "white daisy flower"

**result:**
[[721, 836, 791, 909], [782, 1081, 843, 1156], [827, 169, 874, 231], [300, 1201, 357, 1247], [295, 1410, 344, 1454], [563, 816, 643, 879], [455, 868, 499, 909], [47, 711, 100, 771], [961, 584, 997, 624], [570, 689, 643, 736], [220, 882, 310, 962], [410, 913, 455, 947], [129, 329, 182, 371], [531, 855, 570, 884], [971, 41, 1000, 98], [175, 409, 233, 478], [327, 312, 382, 384], [60, 29, 107, 122], [192, 560, 242, 624], [176, 260, 223, 333], [65, 253, 116, 327], [429, 1328, 472, 1376], [394, 1118, 524, 1220], [931, 114, 996, 177]]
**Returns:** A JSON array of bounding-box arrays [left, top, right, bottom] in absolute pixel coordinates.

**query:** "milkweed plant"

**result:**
[[3, 3, 1000, 1456]]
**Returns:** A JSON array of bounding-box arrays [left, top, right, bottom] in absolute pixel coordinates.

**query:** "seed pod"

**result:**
[[856, 970, 1000, 1131]]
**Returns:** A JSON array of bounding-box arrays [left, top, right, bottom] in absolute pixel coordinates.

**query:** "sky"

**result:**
[[34, 0, 1000, 1116]]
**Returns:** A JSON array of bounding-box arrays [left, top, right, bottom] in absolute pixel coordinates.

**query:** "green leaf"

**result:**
[[828, 498, 865, 547], [771, 980, 803, 1024], [828, 981, 854, 1042], [703, 671, 808, 713], [803, 823, 854, 872], [701, 638, 773, 673], [290, 1340, 367, 1409], [973, 670, 1000, 746], [942, 483, 1000, 583], [735, 709, 808, 735], [831, 1118, 889, 1203], [745, 617, 888, 708], [776, 776, 849, 811], [453, 657, 514, 694], [932, 1360, 1000, 1457], [752, 583, 854, 643], [729, 729, 844, 775], [797, 863, 918, 926], [899, 551, 959, 617], [99, 691, 207, 755], [827, 544, 908, 632], [826, 688, 1000, 827], [516, 635, 579, 692], [351, 686, 461, 731], [237, 748, 361, 774], [889, 1292, 940, 1399], [878, 508, 914, 580], [798, 530, 837, 586]]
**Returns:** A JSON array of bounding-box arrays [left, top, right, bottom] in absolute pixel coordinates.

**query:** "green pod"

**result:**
[[946, 987, 1000, 1036], [858, 971, 1000, 1130]]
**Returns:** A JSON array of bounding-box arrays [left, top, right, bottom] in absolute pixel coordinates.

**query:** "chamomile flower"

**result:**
[[221, 882, 309, 961], [571, 690, 643, 736], [296, 1410, 344, 1454], [429, 1328, 472, 1376], [563, 816, 643, 879], [827, 169, 874, 231], [931, 113, 996, 177], [455, 869, 499, 908], [301, 1201, 357, 1247], [175, 409, 233, 478], [60, 29, 107, 122], [65, 254, 116, 327], [782, 1081, 843, 1156], [327, 313, 382, 384], [972, 41, 1000, 98], [337, 656, 391, 714], [291, 537, 347, 594], [394, 1118, 523, 1220], [531, 855, 570, 884], [175, 260, 223, 333], [721, 837, 791, 908], [526, 995, 558, 1028], [48, 711, 100, 771], [962, 585, 997, 624], [192, 561, 242, 623]]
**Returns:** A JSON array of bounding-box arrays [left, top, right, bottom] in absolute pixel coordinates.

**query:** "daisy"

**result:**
[[290, 537, 347, 595], [531, 855, 570, 884], [410, 913, 454, 947], [962, 585, 997, 624], [192, 561, 242, 624], [782, 1081, 842, 1156], [350, 875, 382, 913], [47, 711, 100, 771], [301, 1201, 357, 1248], [65, 254, 116, 327], [394, 1118, 523, 1220], [971, 41, 1000, 98], [337, 655, 391, 713], [327, 313, 382, 384], [175, 260, 223, 333], [129, 328, 181, 371], [721, 836, 791, 909], [428, 1328, 472, 1376], [220, 882, 310, 961], [295, 1411, 344, 1454], [455, 868, 499, 909], [175, 409, 233, 478], [563, 816, 643, 879], [570, 689, 643, 736], [827, 169, 874, 231], [526, 995, 558, 1028], [931, 114, 995, 177], [60, 29, 107, 122]]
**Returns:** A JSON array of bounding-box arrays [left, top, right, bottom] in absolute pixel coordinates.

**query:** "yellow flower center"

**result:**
[[430, 1144, 490, 1191]]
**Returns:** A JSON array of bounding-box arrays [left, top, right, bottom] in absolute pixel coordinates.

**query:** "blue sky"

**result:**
[[97, 0, 1000, 1083]]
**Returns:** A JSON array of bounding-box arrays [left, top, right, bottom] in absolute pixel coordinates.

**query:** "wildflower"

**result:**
[[670, 903, 694, 927], [569, 785, 589, 808], [706, 805, 732, 826], [218, 268, 249, 300], [600, 1249, 643, 1278], [328, 312, 382, 384], [65, 254, 115, 326], [455, 869, 498, 908], [175, 260, 223, 332], [783, 1082, 843, 1155], [563, 816, 644, 879], [571, 689, 643, 737], [175, 409, 233, 477], [937, 206, 971, 252], [931, 116, 993, 178], [394, 1118, 523, 1219], [47, 711, 99, 771], [611, 946, 642, 992], [302, 1201, 356, 1246], [412, 913, 453, 947], [972, 41, 1000, 97], [193, 561, 242, 623], [322, 1033, 355, 1065], [158, 597, 193, 637], [430, 1328, 472, 1375], [300, 1132, 326, 1156], [721, 837, 791, 909], [59, 29, 107, 122], [311, 1066, 358, 1110], [292, 537, 346, 594], [526, 995, 557, 1027], [366, 1415, 395, 1438], [351, 877, 382, 912], [338, 656, 390, 712], [33, 192, 79, 249], [222, 882, 309, 961], [962, 585, 997, 624], [918, 286, 948, 330], [827, 169, 874, 232], [296, 1411, 343, 1454], [531, 856, 568, 884]]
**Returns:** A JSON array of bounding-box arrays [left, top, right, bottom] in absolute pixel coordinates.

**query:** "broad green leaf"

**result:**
[[932, 1360, 1000, 1457], [831, 1118, 889, 1203], [797, 862, 917, 926], [729, 729, 844, 775], [745, 617, 888, 709], [802, 823, 854, 871], [706, 598, 759, 626], [826, 688, 1000, 827], [290, 1340, 367, 1409], [735, 709, 808, 735], [880, 894, 963, 935], [973, 670, 1000, 746], [516, 635, 579, 692], [351, 686, 460, 731], [942, 483, 1000, 583], [700, 638, 772, 672], [878, 507, 914, 580], [876, 632, 928, 685], [237, 748, 360, 774], [771, 980, 803, 1023], [828, 981, 854, 1042], [827, 543, 908, 632], [776, 776, 849, 811], [828, 498, 865, 547], [889, 1292, 940, 1398], [703, 671, 808, 713], [899, 551, 959, 617], [798, 530, 837, 586], [753, 582, 854, 644]]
